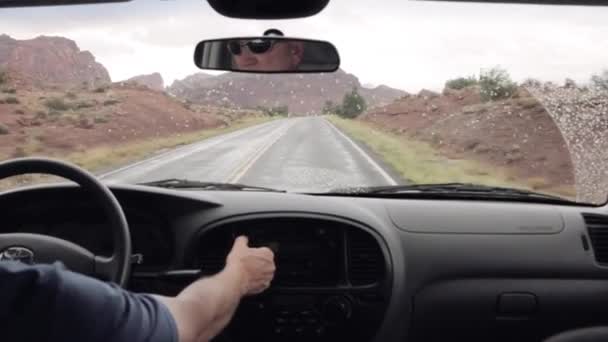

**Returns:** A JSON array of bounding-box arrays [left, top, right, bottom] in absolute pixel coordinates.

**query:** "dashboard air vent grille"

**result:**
[[584, 214, 608, 264], [348, 229, 384, 286], [196, 232, 229, 275], [198, 251, 225, 275]]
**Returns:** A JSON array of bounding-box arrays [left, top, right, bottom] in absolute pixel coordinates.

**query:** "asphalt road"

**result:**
[[102, 117, 399, 192]]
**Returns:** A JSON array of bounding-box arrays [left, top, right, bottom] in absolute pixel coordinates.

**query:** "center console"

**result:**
[[191, 215, 391, 342]]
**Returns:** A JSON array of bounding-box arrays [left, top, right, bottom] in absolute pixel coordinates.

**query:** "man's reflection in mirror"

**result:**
[[228, 33, 304, 72]]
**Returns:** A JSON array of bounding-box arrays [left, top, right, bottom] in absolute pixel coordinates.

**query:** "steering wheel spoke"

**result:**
[[0, 233, 96, 274], [0, 158, 132, 287], [94, 255, 120, 282]]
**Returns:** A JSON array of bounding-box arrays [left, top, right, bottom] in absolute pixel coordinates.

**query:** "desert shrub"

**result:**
[[0, 124, 9, 135], [479, 66, 517, 102], [12, 147, 27, 158], [256, 105, 289, 117], [445, 76, 478, 90], [44, 97, 71, 111], [103, 99, 120, 106], [322, 100, 341, 115], [94, 86, 108, 93], [338, 87, 367, 118], [2, 88, 16, 94], [516, 97, 540, 109], [76, 101, 95, 109], [77, 115, 95, 129], [65, 92, 77, 99], [14, 109, 25, 115], [0, 69, 6, 85], [591, 70, 608, 90], [521, 78, 542, 88], [5, 97, 20, 104], [94, 115, 109, 124], [35, 111, 47, 119]]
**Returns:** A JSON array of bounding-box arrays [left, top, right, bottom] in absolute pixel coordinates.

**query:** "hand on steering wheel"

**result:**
[[0, 158, 132, 287]]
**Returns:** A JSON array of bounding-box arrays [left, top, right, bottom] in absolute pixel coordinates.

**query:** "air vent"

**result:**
[[348, 229, 385, 286], [196, 232, 230, 275], [198, 251, 225, 275], [583, 214, 608, 264]]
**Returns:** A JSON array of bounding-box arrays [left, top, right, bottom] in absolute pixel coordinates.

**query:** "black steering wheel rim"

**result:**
[[0, 157, 131, 287]]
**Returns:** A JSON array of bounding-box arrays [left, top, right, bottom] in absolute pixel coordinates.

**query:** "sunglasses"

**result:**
[[228, 39, 277, 55]]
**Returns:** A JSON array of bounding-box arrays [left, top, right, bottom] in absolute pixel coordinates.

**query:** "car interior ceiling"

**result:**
[[1, 0, 608, 342]]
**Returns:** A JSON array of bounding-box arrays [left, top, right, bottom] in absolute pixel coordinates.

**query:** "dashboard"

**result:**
[[1, 183, 608, 342]]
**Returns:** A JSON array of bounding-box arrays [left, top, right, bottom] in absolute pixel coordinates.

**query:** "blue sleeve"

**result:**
[[0, 261, 178, 342]]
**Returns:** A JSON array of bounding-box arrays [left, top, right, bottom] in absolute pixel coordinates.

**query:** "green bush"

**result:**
[[591, 70, 608, 90], [257, 105, 289, 117], [322, 100, 340, 115], [94, 115, 109, 124], [521, 78, 542, 88], [103, 99, 120, 106], [338, 87, 367, 118], [270, 105, 288, 117], [5, 97, 20, 104], [479, 67, 517, 102], [445, 76, 478, 90], [76, 101, 94, 109], [77, 115, 95, 129], [44, 97, 71, 111], [0, 69, 6, 85]]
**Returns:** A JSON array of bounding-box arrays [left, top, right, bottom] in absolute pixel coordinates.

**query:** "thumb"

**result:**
[[233, 235, 249, 248]]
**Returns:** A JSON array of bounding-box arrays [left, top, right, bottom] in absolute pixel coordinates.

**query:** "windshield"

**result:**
[[0, 0, 607, 205]]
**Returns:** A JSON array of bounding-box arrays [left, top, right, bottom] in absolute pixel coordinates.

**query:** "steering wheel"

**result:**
[[0, 157, 132, 287]]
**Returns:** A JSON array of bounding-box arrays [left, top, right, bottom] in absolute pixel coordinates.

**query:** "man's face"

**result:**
[[231, 39, 303, 72]]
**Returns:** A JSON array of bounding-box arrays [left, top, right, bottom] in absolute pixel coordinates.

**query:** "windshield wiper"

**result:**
[[139, 178, 285, 192], [328, 183, 576, 204]]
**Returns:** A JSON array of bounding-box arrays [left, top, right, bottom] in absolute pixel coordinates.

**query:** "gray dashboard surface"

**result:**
[[2, 183, 608, 342], [387, 200, 565, 234]]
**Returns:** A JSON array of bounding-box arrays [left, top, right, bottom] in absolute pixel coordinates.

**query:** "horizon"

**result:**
[[2, 0, 608, 93], [1, 32, 598, 94]]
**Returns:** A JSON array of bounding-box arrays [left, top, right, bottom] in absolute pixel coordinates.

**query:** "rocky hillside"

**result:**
[[0, 34, 110, 89], [123, 72, 164, 92], [525, 84, 608, 203], [360, 86, 579, 198], [0, 34, 261, 166], [168, 69, 407, 114], [0, 83, 227, 160]]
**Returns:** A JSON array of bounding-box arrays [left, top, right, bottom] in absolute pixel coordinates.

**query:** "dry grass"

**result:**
[[0, 116, 273, 191], [65, 116, 273, 172], [327, 116, 576, 199]]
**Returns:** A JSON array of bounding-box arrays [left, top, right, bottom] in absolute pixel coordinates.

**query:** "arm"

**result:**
[[0, 236, 273, 342], [156, 235, 275, 342], [0, 261, 178, 342]]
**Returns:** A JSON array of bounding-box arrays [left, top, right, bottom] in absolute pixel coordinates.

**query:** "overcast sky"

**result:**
[[2, 0, 608, 92]]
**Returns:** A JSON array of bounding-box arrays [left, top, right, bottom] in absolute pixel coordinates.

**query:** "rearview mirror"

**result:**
[[207, 0, 329, 19], [194, 37, 340, 74]]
